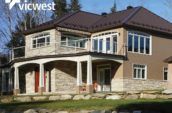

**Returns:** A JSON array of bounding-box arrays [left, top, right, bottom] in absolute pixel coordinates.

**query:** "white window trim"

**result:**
[[127, 31, 152, 55], [61, 35, 87, 48], [31, 32, 50, 49], [91, 32, 119, 54], [163, 67, 168, 81], [132, 63, 147, 80]]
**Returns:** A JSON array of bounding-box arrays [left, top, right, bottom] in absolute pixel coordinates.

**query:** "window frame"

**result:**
[[91, 32, 119, 54], [61, 35, 87, 48], [163, 67, 168, 81], [31, 32, 50, 49], [127, 31, 152, 55], [132, 63, 147, 80]]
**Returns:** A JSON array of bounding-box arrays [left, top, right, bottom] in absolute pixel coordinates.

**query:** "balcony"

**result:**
[[10, 38, 127, 60]]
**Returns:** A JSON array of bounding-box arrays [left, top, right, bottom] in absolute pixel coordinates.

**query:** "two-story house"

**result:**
[[1, 6, 172, 95]]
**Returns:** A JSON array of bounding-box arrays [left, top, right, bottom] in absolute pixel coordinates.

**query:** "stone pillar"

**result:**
[[86, 56, 93, 93], [76, 61, 82, 94], [168, 63, 172, 89], [14, 67, 20, 95], [39, 63, 45, 95]]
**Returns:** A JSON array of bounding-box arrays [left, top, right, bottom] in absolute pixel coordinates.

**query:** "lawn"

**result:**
[[1, 99, 172, 112]]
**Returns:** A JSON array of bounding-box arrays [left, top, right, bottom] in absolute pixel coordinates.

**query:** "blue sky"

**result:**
[[71, 0, 172, 22]]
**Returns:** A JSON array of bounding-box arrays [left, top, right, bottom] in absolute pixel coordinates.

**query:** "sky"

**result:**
[[74, 0, 172, 23]]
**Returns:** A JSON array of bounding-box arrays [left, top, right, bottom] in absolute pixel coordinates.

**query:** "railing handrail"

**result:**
[[11, 38, 127, 60]]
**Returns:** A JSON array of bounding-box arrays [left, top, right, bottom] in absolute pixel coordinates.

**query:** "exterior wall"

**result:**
[[25, 70, 35, 94], [25, 29, 58, 58], [122, 28, 172, 91], [24, 29, 89, 58], [90, 28, 125, 55], [53, 61, 77, 94]]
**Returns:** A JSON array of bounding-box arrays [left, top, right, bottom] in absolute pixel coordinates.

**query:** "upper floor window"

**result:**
[[128, 31, 151, 55], [32, 32, 50, 48], [133, 64, 147, 79], [163, 67, 168, 81], [92, 32, 118, 54], [61, 35, 87, 48]]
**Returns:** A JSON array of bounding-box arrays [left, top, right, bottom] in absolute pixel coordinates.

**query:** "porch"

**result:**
[[12, 54, 124, 95]]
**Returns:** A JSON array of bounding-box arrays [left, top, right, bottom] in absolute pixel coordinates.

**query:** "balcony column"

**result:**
[[76, 61, 82, 94], [14, 66, 20, 95], [86, 56, 93, 93], [39, 63, 45, 95]]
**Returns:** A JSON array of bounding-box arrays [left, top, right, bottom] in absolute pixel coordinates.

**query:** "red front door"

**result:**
[[35, 69, 46, 92], [35, 69, 39, 92]]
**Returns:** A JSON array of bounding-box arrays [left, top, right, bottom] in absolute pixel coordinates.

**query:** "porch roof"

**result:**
[[4, 52, 126, 66]]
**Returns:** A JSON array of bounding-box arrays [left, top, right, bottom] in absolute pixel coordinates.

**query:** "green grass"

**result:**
[[1, 99, 172, 112]]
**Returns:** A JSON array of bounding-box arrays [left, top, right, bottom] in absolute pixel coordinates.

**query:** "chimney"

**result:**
[[101, 12, 107, 16], [127, 6, 133, 10]]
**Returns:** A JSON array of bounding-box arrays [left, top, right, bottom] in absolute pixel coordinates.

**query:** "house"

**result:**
[[0, 54, 12, 95], [2, 6, 172, 95]]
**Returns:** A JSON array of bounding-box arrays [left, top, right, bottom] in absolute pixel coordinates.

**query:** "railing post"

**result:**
[[75, 40, 77, 53]]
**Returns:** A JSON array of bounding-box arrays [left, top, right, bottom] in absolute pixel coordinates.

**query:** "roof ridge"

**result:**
[[79, 10, 101, 16], [121, 6, 142, 25]]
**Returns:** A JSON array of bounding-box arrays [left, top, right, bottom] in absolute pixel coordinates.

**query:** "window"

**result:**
[[61, 35, 86, 48], [32, 32, 50, 48], [99, 39, 103, 52], [93, 39, 98, 51], [163, 67, 168, 81], [128, 31, 151, 55], [133, 64, 147, 79], [92, 33, 118, 54], [106, 38, 110, 52]]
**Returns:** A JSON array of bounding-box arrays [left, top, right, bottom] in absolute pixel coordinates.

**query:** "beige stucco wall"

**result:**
[[121, 28, 172, 91]]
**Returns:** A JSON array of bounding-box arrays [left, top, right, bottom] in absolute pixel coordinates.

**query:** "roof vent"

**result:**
[[101, 12, 107, 16], [127, 6, 133, 10]]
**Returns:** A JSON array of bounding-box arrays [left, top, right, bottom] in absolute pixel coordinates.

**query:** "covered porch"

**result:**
[[12, 54, 124, 95]]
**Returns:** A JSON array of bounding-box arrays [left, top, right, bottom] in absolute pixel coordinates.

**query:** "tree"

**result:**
[[70, 0, 81, 12], [52, 0, 68, 18], [111, 0, 117, 13]]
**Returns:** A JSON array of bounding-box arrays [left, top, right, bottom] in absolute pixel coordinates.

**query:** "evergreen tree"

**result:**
[[52, 0, 68, 18], [70, 0, 81, 12], [111, 0, 117, 13]]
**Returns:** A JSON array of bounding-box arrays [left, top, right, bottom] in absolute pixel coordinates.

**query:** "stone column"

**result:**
[[76, 61, 82, 94], [14, 67, 20, 95], [39, 63, 45, 95], [86, 56, 93, 93], [168, 63, 172, 89]]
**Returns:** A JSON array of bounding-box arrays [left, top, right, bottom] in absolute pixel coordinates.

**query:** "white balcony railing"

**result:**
[[10, 38, 127, 60]]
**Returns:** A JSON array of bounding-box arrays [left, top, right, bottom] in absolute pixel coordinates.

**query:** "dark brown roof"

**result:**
[[23, 6, 172, 36]]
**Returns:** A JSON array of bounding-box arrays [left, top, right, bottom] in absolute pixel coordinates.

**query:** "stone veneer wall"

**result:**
[[111, 78, 168, 92], [25, 71, 35, 94], [54, 61, 77, 94]]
